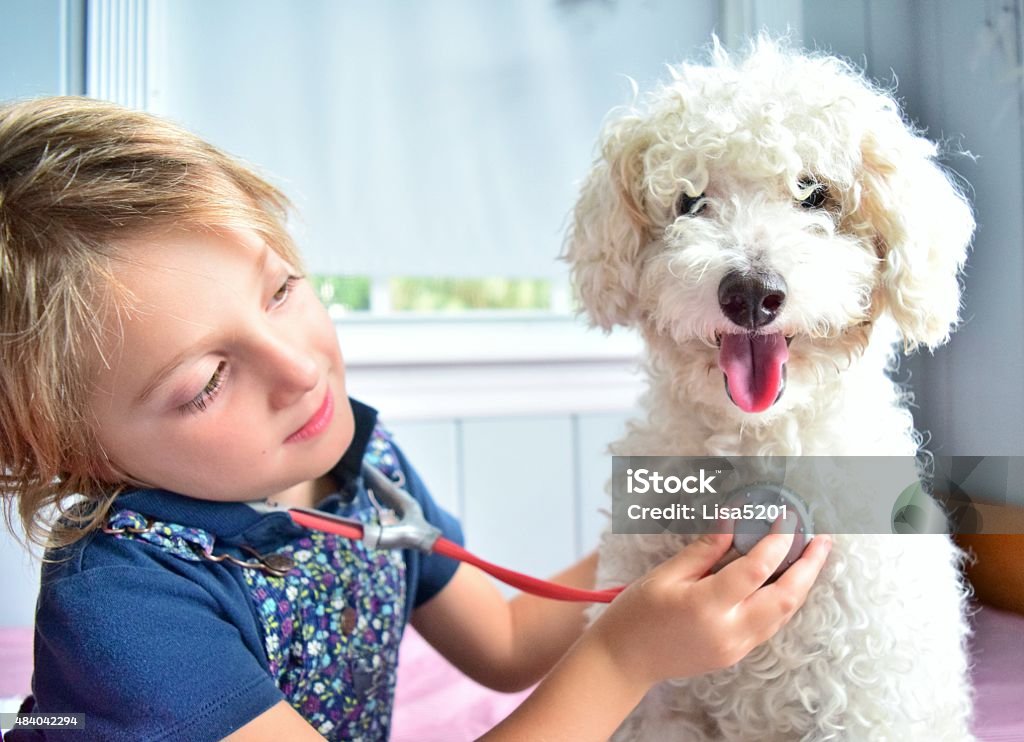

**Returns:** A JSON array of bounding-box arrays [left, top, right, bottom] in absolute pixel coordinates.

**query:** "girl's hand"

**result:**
[[479, 526, 831, 741], [586, 528, 833, 688]]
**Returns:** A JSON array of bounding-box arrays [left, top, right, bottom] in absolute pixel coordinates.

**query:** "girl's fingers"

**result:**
[[710, 527, 797, 606], [769, 508, 799, 535], [740, 534, 833, 636], [654, 530, 735, 582]]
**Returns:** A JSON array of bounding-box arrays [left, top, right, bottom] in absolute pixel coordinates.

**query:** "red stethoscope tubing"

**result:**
[[433, 538, 626, 603], [287, 509, 626, 603]]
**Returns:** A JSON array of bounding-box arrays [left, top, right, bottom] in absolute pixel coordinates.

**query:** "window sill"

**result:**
[[338, 316, 645, 421], [338, 313, 641, 366]]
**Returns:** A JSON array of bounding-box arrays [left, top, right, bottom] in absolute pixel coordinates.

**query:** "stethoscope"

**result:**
[[254, 463, 816, 603]]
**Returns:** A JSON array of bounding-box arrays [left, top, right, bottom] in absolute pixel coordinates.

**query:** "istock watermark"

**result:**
[[611, 455, 1024, 536], [625, 467, 718, 495]]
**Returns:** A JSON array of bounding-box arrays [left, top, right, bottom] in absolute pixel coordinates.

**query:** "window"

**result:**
[[311, 275, 561, 317], [138, 0, 717, 322]]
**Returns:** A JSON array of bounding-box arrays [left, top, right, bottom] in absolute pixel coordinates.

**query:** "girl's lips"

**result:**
[[285, 388, 334, 443]]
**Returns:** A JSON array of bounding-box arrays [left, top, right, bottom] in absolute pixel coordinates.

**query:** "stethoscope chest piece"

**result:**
[[715, 482, 815, 581]]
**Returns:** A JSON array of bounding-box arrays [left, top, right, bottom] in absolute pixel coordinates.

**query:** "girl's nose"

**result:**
[[260, 331, 319, 409]]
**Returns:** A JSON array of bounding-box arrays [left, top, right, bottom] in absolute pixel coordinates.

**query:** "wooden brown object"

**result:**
[[956, 533, 1024, 616]]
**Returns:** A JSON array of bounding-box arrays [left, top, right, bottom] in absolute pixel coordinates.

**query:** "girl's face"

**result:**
[[88, 228, 355, 503]]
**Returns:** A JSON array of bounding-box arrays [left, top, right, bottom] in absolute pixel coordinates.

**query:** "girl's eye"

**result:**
[[271, 275, 302, 307], [179, 361, 227, 415]]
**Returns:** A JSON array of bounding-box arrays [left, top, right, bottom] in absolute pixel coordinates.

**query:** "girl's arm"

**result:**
[[411, 552, 600, 691], [417, 531, 832, 740]]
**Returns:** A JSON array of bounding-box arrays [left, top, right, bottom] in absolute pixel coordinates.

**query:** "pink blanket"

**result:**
[[391, 629, 532, 741], [967, 605, 1024, 741], [391, 605, 1024, 740], [2, 604, 1021, 739], [0, 627, 33, 698]]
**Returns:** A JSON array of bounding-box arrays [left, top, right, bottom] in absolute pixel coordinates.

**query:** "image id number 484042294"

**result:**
[[1, 713, 86, 732]]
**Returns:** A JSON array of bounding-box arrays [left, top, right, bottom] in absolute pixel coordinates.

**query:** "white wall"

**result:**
[[388, 411, 633, 596], [0, 0, 81, 101], [0, 0, 79, 628], [799, 0, 1024, 460]]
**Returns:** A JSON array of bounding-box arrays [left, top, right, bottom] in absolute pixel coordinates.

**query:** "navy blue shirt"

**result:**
[[10, 399, 463, 741]]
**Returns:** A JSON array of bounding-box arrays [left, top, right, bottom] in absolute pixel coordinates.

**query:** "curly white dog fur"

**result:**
[[567, 38, 976, 741]]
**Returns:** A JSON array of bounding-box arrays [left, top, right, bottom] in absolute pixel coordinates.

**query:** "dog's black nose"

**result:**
[[718, 271, 787, 329]]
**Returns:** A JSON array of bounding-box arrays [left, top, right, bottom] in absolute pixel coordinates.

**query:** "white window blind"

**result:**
[[139, 0, 718, 279]]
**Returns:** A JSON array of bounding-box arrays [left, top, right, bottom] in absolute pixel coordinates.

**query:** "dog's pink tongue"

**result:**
[[718, 333, 789, 413]]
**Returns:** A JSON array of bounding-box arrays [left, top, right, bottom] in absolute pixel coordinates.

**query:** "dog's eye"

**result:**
[[798, 179, 829, 209], [676, 192, 707, 217]]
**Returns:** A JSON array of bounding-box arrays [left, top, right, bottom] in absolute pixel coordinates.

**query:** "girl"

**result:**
[[0, 97, 830, 741]]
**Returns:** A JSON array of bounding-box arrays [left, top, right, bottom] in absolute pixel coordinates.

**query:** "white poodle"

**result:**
[[567, 38, 976, 741]]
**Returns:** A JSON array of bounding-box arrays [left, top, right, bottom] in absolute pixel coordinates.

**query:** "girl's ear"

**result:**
[[858, 126, 974, 352], [563, 117, 652, 331]]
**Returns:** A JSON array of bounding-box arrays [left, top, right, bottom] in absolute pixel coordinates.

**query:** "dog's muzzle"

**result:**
[[715, 271, 792, 413]]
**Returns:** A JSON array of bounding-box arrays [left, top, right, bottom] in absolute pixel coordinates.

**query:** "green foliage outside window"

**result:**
[[309, 275, 553, 314], [390, 277, 551, 312], [309, 275, 372, 312]]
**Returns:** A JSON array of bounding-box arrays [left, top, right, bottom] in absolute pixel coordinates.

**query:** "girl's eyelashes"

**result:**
[[179, 361, 228, 415], [270, 275, 302, 308], [173, 274, 301, 416]]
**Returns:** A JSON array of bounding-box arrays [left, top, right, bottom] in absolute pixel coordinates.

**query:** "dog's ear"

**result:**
[[563, 117, 651, 331], [858, 126, 974, 351]]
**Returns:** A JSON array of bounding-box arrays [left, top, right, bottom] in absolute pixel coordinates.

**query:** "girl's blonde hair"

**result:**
[[0, 96, 302, 551]]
